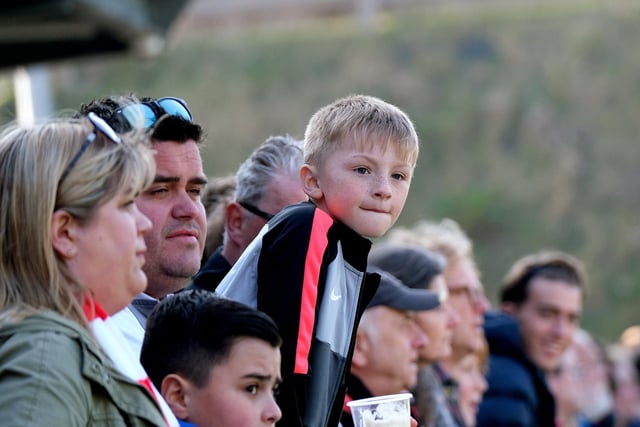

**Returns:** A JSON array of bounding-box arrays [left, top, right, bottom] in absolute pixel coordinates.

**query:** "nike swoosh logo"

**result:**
[[330, 289, 342, 301]]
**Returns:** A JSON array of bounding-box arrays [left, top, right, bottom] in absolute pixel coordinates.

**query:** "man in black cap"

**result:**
[[341, 270, 443, 427]]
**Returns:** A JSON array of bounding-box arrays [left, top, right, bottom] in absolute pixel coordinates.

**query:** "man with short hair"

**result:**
[[476, 250, 586, 427], [191, 134, 307, 291], [77, 95, 208, 355], [341, 270, 441, 427]]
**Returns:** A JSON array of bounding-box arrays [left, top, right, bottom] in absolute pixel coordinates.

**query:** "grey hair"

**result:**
[[234, 135, 303, 205]]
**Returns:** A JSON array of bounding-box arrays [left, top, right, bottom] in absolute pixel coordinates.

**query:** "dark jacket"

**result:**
[[476, 311, 555, 427], [215, 201, 378, 427], [189, 246, 231, 292]]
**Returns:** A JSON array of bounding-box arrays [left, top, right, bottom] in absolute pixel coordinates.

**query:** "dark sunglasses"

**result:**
[[61, 112, 121, 181], [239, 201, 274, 221], [115, 97, 192, 129]]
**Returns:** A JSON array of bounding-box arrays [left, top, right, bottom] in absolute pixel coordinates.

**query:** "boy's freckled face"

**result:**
[[309, 139, 413, 238]]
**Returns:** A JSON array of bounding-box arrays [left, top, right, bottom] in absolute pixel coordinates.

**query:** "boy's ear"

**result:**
[[161, 374, 190, 420], [225, 202, 244, 245], [50, 209, 79, 259], [300, 164, 323, 200]]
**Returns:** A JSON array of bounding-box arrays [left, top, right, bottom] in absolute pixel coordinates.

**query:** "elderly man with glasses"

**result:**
[[190, 134, 308, 292]]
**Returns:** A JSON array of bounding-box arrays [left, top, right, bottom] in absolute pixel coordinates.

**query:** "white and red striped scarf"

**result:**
[[83, 299, 179, 427]]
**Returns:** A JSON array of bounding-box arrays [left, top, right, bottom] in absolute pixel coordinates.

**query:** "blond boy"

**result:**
[[216, 94, 419, 427]]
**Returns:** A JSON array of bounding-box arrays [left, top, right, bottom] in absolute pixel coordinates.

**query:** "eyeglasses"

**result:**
[[61, 112, 121, 181], [238, 201, 274, 221], [115, 97, 192, 129], [448, 285, 486, 305]]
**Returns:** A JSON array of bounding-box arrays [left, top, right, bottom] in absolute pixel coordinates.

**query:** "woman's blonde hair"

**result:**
[[0, 117, 155, 325]]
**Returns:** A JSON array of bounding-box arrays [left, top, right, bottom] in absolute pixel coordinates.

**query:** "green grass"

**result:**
[[11, 0, 640, 341]]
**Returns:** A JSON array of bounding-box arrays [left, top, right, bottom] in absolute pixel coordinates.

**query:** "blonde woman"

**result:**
[[0, 114, 178, 426]]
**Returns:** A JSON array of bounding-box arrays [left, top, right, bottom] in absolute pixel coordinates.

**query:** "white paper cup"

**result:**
[[346, 392, 412, 427]]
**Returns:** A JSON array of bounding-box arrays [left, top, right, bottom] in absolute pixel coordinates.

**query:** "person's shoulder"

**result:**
[[485, 354, 540, 412], [488, 352, 531, 379], [0, 323, 79, 354], [269, 201, 332, 233], [0, 312, 88, 390], [0, 311, 166, 426], [483, 311, 521, 348], [0, 310, 86, 342], [274, 200, 318, 221], [484, 310, 517, 328], [189, 249, 231, 292], [479, 354, 539, 425], [0, 319, 91, 426]]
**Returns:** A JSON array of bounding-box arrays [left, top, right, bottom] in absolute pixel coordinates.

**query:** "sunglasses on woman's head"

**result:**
[[60, 112, 121, 182], [115, 97, 192, 129]]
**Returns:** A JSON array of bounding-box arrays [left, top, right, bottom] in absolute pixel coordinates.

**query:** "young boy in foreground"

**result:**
[[141, 290, 283, 427], [215, 94, 420, 427]]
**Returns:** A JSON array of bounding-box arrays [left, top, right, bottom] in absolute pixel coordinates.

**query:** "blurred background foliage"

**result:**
[[2, 0, 639, 341]]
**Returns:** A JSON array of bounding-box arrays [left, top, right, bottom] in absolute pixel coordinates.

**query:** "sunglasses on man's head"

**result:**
[[115, 97, 192, 129], [60, 112, 121, 182]]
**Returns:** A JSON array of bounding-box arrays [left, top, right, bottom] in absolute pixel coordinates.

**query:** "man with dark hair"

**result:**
[[77, 95, 208, 355], [477, 250, 586, 427], [141, 290, 283, 427]]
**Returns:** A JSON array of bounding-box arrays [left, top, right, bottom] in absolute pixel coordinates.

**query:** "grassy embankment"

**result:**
[[50, 0, 640, 340]]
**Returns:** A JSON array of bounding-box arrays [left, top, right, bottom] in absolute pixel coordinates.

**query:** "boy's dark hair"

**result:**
[[76, 95, 204, 143], [500, 250, 587, 306], [141, 290, 282, 390]]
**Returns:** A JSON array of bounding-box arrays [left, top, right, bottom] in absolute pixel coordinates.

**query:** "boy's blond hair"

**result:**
[[304, 94, 419, 168]]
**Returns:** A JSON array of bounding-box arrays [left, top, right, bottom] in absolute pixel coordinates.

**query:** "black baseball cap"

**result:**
[[368, 269, 441, 311]]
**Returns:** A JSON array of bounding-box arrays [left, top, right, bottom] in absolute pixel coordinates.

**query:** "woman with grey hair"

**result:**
[[369, 243, 462, 427]]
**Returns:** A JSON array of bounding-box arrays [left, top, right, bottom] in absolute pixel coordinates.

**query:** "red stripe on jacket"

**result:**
[[294, 209, 333, 374]]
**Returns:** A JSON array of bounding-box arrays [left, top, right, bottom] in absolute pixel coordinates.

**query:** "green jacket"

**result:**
[[0, 310, 166, 426]]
